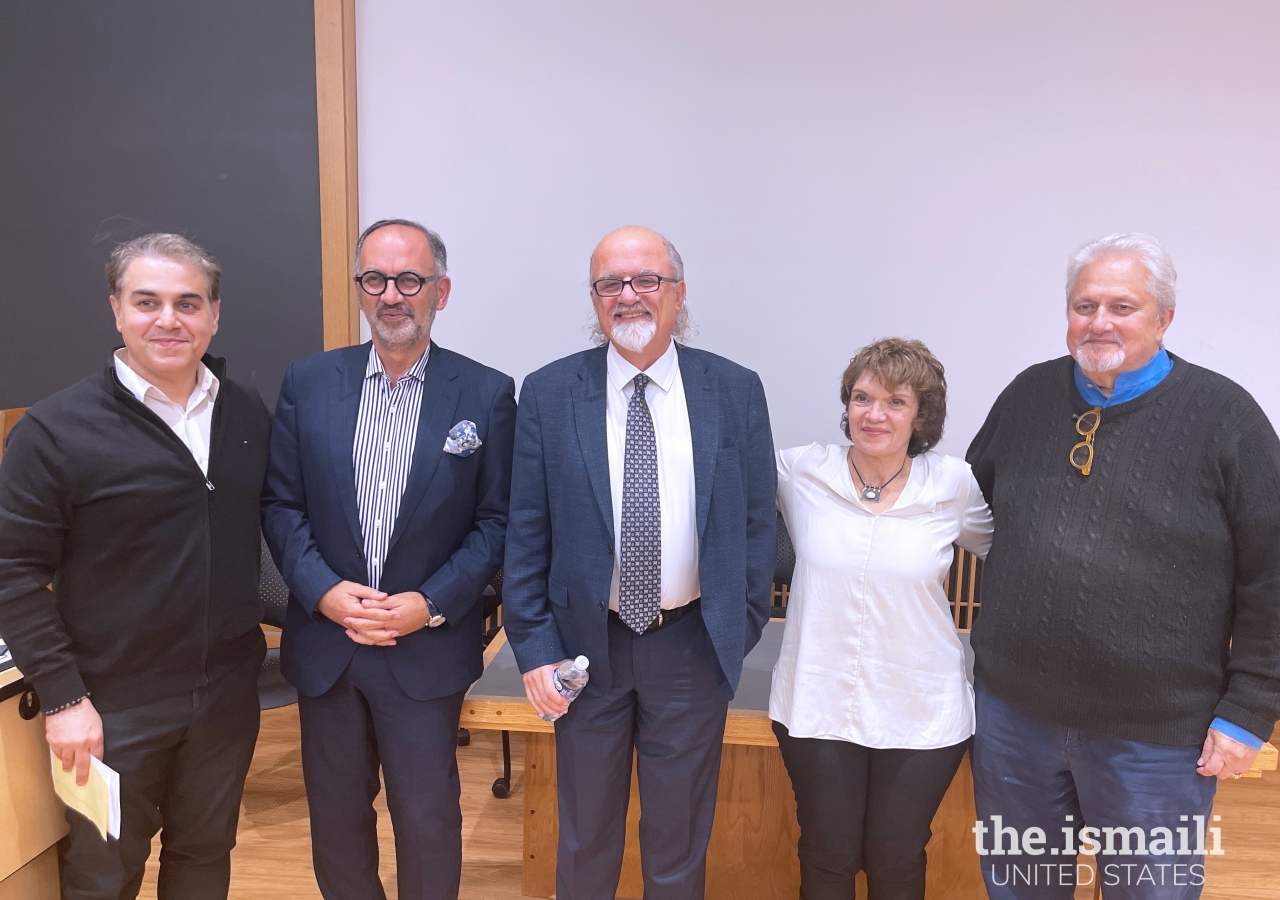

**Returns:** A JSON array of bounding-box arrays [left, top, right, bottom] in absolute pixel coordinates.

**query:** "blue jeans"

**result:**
[[972, 685, 1218, 900]]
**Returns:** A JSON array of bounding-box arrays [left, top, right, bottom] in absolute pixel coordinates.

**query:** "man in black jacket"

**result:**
[[0, 234, 271, 900]]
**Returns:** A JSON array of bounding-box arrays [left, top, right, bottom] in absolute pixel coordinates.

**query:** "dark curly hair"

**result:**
[[839, 338, 947, 457]]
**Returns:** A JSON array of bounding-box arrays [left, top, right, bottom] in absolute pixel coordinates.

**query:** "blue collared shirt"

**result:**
[[1073, 347, 1263, 751], [1073, 347, 1173, 408]]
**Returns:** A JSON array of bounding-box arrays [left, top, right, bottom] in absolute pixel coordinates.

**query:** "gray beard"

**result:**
[[611, 318, 657, 353], [1076, 340, 1126, 373], [369, 303, 435, 352]]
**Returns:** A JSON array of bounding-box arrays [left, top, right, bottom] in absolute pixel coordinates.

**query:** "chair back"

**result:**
[[771, 512, 796, 615], [946, 547, 983, 632], [259, 535, 289, 628], [482, 567, 504, 642]]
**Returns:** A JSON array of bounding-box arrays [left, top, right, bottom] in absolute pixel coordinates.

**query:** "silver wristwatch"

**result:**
[[426, 598, 446, 628]]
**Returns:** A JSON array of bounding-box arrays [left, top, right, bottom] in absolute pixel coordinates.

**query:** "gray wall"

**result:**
[[0, 0, 323, 411], [356, 0, 1280, 455]]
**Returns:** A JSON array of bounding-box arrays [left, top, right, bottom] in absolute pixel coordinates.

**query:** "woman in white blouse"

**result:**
[[771, 338, 993, 900]]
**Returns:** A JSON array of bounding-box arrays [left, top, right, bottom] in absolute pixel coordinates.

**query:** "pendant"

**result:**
[[861, 485, 882, 502]]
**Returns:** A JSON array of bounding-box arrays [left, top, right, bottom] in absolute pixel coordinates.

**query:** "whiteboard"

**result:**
[[357, 1, 1280, 455]]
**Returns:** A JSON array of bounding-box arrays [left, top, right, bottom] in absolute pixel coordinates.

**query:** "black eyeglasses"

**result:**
[[591, 275, 678, 297], [354, 270, 440, 297]]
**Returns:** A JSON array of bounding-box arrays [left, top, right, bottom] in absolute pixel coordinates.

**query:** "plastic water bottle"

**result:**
[[539, 655, 590, 722]]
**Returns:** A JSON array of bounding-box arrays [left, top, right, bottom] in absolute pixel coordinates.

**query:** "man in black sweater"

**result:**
[[0, 234, 271, 900], [966, 234, 1280, 900]]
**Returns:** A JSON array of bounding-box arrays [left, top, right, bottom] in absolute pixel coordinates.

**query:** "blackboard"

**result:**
[[0, 0, 323, 410]]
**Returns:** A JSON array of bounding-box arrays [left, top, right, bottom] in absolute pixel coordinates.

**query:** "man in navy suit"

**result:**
[[504, 226, 776, 900], [262, 219, 515, 900]]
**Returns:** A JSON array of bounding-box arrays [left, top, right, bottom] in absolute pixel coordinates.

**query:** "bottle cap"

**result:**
[[574, 655, 590, 669]]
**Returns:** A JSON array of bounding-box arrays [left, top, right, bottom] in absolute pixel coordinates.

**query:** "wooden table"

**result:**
[[460, 623, 987, 899], [462, 625, 1280, 900], [0, 666, 66, 900]]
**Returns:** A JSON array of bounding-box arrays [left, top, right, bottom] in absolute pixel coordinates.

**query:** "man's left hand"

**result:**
[[1197, 727, 1261, 780], [350, 591, 432, 640]]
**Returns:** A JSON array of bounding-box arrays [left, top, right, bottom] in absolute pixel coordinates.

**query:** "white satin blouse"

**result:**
[[769, 444, 993, 749]]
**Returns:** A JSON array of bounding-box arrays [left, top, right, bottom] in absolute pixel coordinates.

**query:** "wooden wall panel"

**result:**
[[0, 409, 27, 465], [314, 0, 361, 350]]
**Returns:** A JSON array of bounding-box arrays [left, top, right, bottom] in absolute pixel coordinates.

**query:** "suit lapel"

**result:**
[[387, 343, 460, 556], [678, 345, 719, 540], [329, 344, 370, 556], [571, 347, 615, 547]]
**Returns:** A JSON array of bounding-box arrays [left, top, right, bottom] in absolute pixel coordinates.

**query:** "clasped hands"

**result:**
[[317, 581, 431, 646]]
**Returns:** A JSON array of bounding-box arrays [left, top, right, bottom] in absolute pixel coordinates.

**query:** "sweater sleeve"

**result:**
[[1212, 406, 1280, 743], [0, 414, 89, 709], [965, 388, 1005, 508]]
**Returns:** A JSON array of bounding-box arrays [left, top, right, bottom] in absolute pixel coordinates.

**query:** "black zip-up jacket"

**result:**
[[0, 355, 270, 712]]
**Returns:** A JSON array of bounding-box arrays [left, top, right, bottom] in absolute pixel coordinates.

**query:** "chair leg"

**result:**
[[492, 730, 512, 798]]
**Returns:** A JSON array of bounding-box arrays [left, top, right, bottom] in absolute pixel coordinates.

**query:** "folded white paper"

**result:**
[[50, 749, 120, 840]]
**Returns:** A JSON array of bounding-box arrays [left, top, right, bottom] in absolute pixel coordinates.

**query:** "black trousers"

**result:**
[[772, 722, 968, 900], [58, 650, 263, 900], [553, 608, 730, 900], [298, 645, 467, 900]]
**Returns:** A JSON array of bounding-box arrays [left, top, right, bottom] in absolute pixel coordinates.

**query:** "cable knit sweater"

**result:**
[[966, 354, 1280, 745]]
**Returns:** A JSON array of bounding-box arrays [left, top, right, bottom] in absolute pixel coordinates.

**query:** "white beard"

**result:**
[[1075, 339, 1126, 373], [611, 318, 657, 353]]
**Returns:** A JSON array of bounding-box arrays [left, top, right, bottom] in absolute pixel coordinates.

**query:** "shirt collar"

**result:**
[[1074, 347, 1173, 408], [113, 348, 219, 411], [606, 339, 679, 395], [366, 343, 431, 384]]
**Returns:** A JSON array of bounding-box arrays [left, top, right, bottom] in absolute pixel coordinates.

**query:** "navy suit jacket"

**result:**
[[503, 344, 776, 699], [262, 342, 516, 701]]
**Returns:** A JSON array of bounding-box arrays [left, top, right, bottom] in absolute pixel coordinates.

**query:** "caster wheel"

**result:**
[[457, 728, 471, 747], [492, 778, 510, 799]]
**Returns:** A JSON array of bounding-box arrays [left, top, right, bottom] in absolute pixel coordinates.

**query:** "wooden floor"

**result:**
[[137, 706, 526, 900], [135, 707, 1280, 900]]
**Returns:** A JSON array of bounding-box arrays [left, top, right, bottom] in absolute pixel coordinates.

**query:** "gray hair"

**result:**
[[105, 233, 221, 301], [1066, 232, 1177, 315], [587, 232, 694, 345], [355, 218, 447, 276]]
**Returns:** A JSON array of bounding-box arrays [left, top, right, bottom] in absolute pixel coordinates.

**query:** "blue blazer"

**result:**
[[503, 344, 776, 698], [262, 342, 516, 701]]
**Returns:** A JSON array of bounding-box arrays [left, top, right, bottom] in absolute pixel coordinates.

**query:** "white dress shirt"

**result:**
[[113, 349, 219, 476], [606, 340, 700, 612], [769, 444, 993, 749]]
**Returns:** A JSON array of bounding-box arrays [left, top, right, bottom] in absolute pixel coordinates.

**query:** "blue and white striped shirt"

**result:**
[[353, 345, 430, 589]]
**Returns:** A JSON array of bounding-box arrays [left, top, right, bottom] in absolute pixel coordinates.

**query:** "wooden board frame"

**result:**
[[314, 0, 361, 350]]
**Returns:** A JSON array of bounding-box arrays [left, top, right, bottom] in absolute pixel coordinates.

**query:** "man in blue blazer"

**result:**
[[504, 226, 776, 900], [262, 219, 515, 900]]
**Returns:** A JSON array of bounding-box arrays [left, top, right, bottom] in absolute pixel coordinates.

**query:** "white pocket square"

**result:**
[[444, 420, 482, 457]]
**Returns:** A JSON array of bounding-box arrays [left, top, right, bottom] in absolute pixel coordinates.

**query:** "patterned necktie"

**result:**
[[618, 373, 662, 633]]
